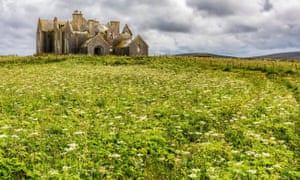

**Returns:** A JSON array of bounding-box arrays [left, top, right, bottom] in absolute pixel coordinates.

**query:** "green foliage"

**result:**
[[0, 55, 299, 179]]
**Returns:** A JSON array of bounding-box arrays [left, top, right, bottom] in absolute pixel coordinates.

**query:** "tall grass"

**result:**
[[0, 55, 299, 179]]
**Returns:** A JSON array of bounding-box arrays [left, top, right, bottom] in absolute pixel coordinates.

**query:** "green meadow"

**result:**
[[0, 55, 299, 179]]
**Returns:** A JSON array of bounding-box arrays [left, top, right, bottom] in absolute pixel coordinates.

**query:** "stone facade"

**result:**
[[36, 11, 148, 56]]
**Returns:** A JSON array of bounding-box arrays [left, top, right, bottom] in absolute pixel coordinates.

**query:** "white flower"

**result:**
[[109, 153, 121, 158], [270, 137, 276, 140], [240, 116, 247, 120], [29, 132, 39, 137], [114, 116, 122, 119], [139, 116, 148, 120], [109, 122, 114, 126], [235, 161, 244, 166], [262, 152, 270, 157], [65, 143, 77, 152], [231, 150, 239, 154], [0, 134, 8, 138], [74, 131, 84, 135], [192, 168, 201, 172], [182, 151, 191, 155], [11, 135, 19, 138], [188, 173, 197, 179], [62, 166, 70, 171], [1, 125, 10, 129], [194, 131, 202, 135], [274, 164, 282, 169], [158, 157, 166, 161], [247, 169, 257, 174], [49, 169, 59, 175], [117, 141, 126, 145]]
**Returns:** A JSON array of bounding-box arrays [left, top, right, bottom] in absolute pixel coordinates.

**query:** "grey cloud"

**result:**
[[147, 18, 191, 33], [226, 24, 258, 34], [263, 0, 273, 11], [186, 0, 237, 16], [101, 0, 171, 8]]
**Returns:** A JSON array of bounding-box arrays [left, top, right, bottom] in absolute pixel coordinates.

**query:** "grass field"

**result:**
[[0, 55, 299, 179]]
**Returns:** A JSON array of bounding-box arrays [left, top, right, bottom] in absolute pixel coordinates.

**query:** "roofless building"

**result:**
[[36, 10, 148, 56]]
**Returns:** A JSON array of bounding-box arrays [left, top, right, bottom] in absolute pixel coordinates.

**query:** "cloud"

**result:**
[[1, 0, 300, 57], [147, 18, 191, 33], [225, 24, 258, 34], [186, 0, 238, 16], [263, 0, 273, 11]]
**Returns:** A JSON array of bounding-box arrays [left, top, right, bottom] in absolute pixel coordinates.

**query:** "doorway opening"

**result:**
[[94, 46, 103, 55]]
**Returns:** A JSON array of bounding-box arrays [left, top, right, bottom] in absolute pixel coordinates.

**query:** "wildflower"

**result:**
[[109, 122, 114, 126], [49, 169, 59, 175], [158, 157, 166, 161], [29, 117, 38, 121], [246, 151, 255, 156], [270, 137, 276, 140], [74, 131, 84, 135], [61, 115, 68, 119], [231, 150, 239, 154], [117, 140, 126, 145], [240, 116, 247, 120], [192, 168, 201, 172], [262, 152, 270, 157], [0, 134, 8, 138], [194, 131, 202, 135], [29, 132, 39, 137], [65, 143, 77, 152], [247, 169, 257, 174], [188, 173, 197, 179], [274, 164, 282, 169], [139, 116, 148, 120], [109, 153, 121, 158], [253, 120, 263, 125], [114, 116, 122, 119], [1, 125, 10, 129], [99, 166, 106, 173], [235, 161, 244, 166], [62, 166, 70, 171], [11, 135, 19, 138], [199, 121, 206, 124], [201, 142, 211, 146], [182, 151, 191, 155]]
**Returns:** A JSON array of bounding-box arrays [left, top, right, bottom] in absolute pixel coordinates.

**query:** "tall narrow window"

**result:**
[[137, 44, 141, 54]]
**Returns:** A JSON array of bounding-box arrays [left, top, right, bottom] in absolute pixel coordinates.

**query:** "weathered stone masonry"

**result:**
[[36, 11, 148, 56]]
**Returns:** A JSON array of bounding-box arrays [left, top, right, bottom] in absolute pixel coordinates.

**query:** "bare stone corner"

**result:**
[[36, 10, 149, 56]]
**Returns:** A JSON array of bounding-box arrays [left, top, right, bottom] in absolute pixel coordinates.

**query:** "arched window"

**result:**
[[137, 44, 141, 54]]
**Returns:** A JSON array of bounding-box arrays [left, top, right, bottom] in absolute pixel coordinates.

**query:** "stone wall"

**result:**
[[86, 36, 110, 55]]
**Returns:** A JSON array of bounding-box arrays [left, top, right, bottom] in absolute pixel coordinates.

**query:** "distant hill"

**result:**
[[175, 53, 235, 58], [176, 52, 300, 60], [252, 52, 300, 60]]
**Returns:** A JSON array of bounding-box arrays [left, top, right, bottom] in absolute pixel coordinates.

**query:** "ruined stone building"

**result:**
[[36, 11, 148, 56]]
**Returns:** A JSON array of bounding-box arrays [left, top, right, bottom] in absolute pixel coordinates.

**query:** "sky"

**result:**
[[1, 0, 300, 57]]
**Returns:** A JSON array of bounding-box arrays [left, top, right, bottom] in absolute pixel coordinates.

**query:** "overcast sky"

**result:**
[[1, 0, 300, 56]]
